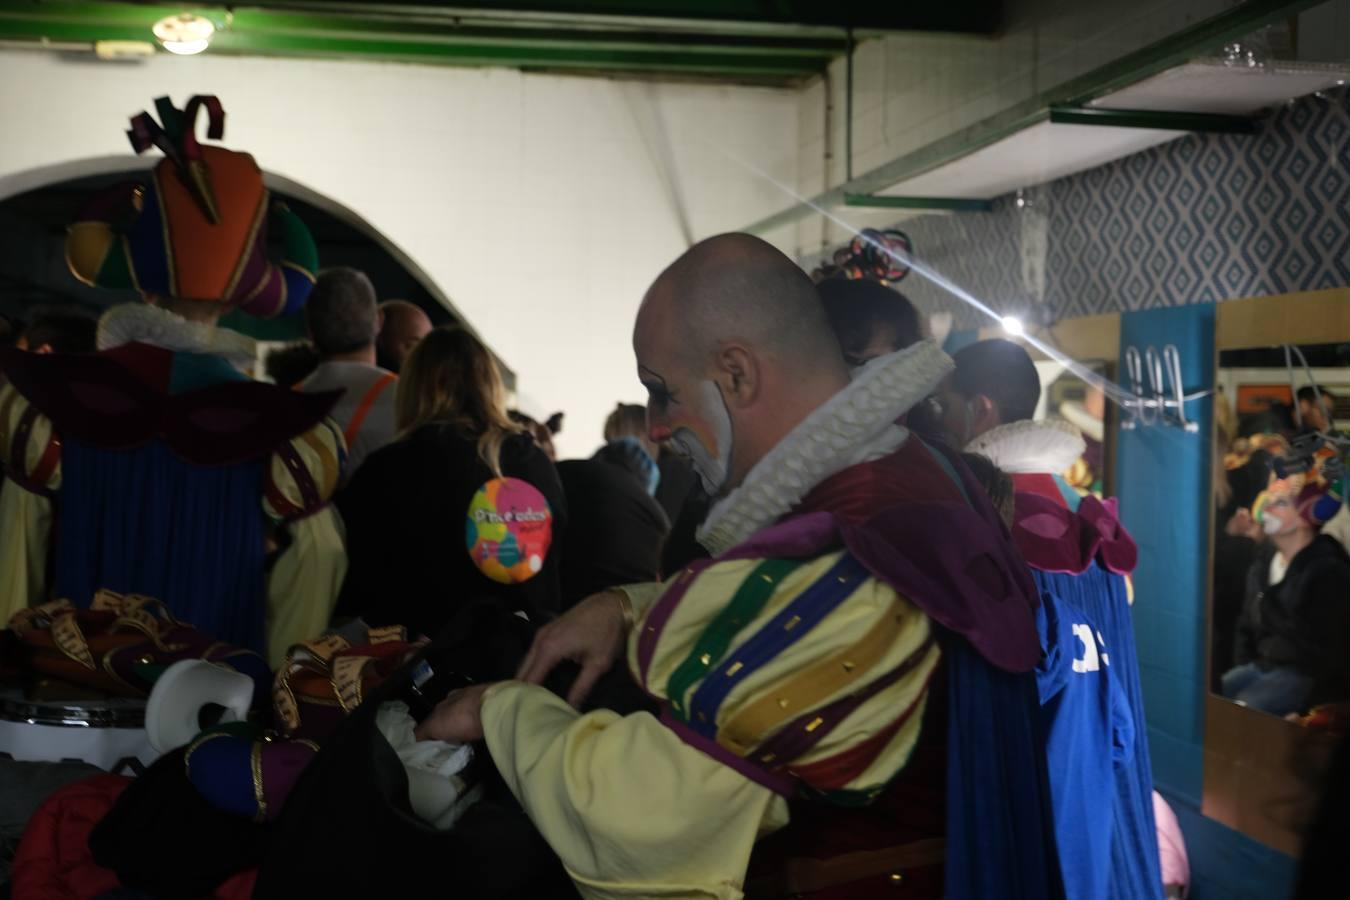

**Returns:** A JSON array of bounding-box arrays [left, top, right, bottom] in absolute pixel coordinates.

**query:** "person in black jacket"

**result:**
[[1223, 477, 1350, 715], [556, 439, 670, 607], [336, 327, 567, 639]]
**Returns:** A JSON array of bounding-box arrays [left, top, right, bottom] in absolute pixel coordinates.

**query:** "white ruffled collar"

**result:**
[[97, 303, 257, 370], [964, 418, 1085, 475], [696, 339, 954, 556]]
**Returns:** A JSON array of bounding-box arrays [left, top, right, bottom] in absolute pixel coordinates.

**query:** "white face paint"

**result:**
[[667, 380, 735, 497], [1263, 512, 1295, 536]]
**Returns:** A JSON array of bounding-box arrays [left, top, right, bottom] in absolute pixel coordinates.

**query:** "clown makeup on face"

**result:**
[[640, 365, 735, 497], [1260, 494, 1301, 536]]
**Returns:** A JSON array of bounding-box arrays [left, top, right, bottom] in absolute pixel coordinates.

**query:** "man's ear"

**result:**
[[972, 394, 1001, 432], [714, 343, 759, 408]]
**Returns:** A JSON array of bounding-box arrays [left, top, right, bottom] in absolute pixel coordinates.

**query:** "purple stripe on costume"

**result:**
[[227, 237, 270, 307], [275, 439, 320, 511], [751, 632, 936, 766], [659, 706, 797, 797], [636, 558, 716, 687]]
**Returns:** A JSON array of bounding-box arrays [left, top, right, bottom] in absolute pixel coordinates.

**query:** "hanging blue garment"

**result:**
[[1033, 565, 1163, 900], [944, 631, 1067, 900], [1036, 587, 1136, 900], [56, 437, 267, 654]]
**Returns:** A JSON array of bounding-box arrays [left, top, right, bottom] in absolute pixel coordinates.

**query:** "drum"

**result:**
[[0, 686, 155, 773]]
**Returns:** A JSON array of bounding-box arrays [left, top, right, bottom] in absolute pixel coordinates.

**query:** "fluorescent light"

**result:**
[[1001, 315, 1024, 337], [153, 13, 214, 56]]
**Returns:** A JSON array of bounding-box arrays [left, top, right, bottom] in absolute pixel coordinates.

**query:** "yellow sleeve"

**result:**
[[0, 383, 62, 621], [263, 418, 348, 667], [614, 581, 665, 620], [0, 480, 54, 623], [481, 681, 788, 900]]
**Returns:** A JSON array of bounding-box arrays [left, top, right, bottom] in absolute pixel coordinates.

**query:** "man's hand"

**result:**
[[516, 590, 630, 708], [1226, 507, 1262, 540], [415, 683, 494, 743]]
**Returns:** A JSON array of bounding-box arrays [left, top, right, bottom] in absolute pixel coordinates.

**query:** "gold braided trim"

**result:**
[[8, 599, 73, 635], [365, 625, 407, 645], [718, 599, 920, 755], [332, 655, 373, 714], [51, 612, 96, 670], [221, 191, 269, 301], [251, 740, 268, 823]]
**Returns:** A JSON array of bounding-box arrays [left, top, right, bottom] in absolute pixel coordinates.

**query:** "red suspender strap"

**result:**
[[343, 372, 397, 448]]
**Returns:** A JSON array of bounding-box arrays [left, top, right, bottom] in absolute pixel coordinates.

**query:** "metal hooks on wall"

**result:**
[[1121, 344, 1210, 432]]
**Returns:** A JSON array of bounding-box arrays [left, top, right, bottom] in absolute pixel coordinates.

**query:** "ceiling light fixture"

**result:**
[[153, 13, 214, 55], [1001, 315, 1024, 337]]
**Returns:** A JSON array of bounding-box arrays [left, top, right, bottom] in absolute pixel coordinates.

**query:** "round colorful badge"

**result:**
[[465, 477, 553, 584]]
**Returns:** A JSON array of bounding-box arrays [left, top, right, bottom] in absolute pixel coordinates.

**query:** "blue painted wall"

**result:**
[[1116, 305, 1298, 899]]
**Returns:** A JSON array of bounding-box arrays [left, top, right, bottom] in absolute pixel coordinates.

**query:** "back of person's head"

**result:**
[[377, 299, 433, 372], [604, 403, 647, 443], [1297, 385, 1333, 405], [960, 452, 1015, 529], [594, 437, 660, 496], [817, 277, 924, 366], [634, 233, 850, 494], [398, 326, 520, 473], [17, 306, 98, 354], [305, 268, 378, 357], [951, 338, 1041, 425], [508, 409, 558, 462]]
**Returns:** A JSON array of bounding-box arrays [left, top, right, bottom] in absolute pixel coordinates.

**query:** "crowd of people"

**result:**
[[15, 91, 1338, 899]]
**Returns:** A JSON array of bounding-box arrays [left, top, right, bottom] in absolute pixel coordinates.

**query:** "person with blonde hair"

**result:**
[[336, 327, 566, 638]]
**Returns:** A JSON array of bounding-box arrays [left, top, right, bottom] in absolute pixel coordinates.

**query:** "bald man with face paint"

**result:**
[[417, 235, 1060, 900]]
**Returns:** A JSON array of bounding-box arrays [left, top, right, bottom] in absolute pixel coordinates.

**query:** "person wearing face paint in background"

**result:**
[[416, 234, 1062, 900], [1224, 476, 1350, 715]]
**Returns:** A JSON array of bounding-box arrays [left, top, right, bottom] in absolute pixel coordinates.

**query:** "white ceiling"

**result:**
[[873, 61, 1350, 202]]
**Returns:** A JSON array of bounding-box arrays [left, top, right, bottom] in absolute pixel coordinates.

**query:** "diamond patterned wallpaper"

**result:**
[[876, 86, 1350, 330]]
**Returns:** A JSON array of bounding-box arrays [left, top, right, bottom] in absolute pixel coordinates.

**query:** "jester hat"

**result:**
[[66, 95, 317, 317]]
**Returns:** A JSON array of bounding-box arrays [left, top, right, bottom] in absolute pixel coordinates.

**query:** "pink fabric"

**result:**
[[1153, 791, 1190, 896]]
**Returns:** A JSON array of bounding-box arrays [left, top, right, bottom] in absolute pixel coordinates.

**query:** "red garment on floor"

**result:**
[[10, 773, 259, 900]]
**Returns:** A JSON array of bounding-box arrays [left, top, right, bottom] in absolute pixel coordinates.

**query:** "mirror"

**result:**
[[1202, 291, 1350, 856], [1210, 341, 1350, 720], [1035, 360, 1113, 498]]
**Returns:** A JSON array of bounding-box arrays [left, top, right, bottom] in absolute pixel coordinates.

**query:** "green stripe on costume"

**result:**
[[666, 558, 802, 722]]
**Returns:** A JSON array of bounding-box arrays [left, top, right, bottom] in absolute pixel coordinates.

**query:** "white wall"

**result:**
[[0, 50, 799, 458]]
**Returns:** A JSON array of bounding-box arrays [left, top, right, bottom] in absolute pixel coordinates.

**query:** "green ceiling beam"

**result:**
[[0, 2, 836, 77], [261, 0, 1001, 33], [1048, 105, 1261, 134], [843, 194, 992, 212], [742, 0, 1327, 235]]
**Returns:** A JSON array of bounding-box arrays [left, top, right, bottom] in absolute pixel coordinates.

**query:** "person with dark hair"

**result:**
[[817, 277, 924, 369], [931, 338, 1042, 447], [508, 409, 562, 463], [298, 268, 398, 475], [263, 342, 320, 389], [376, 299, 432, 373], [1296, 385, 1336, 434], [15, 306, 98, 354], [337, 327, 566, 639]]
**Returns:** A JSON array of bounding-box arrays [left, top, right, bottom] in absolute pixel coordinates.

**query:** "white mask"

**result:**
[[1262, 512, 1296, 536], [667, 380, 734, 497]]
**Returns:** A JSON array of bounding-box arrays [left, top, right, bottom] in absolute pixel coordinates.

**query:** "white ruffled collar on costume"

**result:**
[[964, 418, 1085, 475], [97, 303, 257, 370], [696, 339, 954, 557]]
